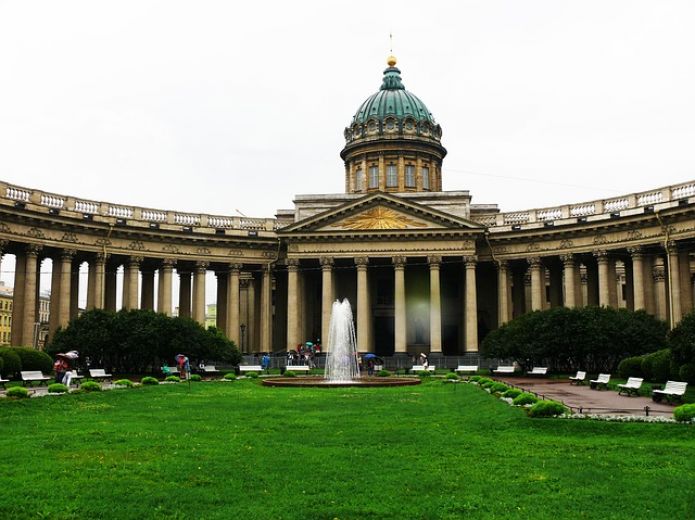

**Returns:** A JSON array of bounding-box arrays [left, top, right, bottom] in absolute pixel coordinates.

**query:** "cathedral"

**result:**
[[2, 56, 695, 362]]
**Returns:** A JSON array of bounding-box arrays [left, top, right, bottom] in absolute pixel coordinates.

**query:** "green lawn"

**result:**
[[1, 380, 694, 519]]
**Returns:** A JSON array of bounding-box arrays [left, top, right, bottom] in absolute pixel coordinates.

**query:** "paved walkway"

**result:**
[[495, 376, 677, 416]]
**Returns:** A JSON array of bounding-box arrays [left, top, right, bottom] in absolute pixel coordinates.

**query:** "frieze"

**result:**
[[228, 249, 244, 256], [626, 230, 642, 241], [0, 223, 11, 234], [128, 240, 145, 251], [163, 244, 181, 254], [196, 247, 211, 255], [95, 238, 112, 247], [593, 234, 608, 245], [27, 227, 46, 239], [526, 242, 541, 253], [492, 246, 508, 254], [61, 232, 78, 243], [559, 239, 573, 249]]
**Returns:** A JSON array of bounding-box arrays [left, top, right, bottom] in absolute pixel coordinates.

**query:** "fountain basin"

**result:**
[[262, 376, 421, 388]]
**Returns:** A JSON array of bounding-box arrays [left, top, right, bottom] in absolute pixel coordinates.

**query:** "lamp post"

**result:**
[[240, 324, 246, 352]]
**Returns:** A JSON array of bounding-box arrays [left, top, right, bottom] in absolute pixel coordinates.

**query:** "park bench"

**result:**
[[284, 365, 310, 373], [63, 370, 83, 387], [569, 371, 586, 385], [200, 365, 219, 375], [617, 377, 643, 396], [411, 365, 435, 373], [21, 370, 50, 386], [527, 367, 548, 376], [652, 380, 688, 403], [590, 373, 611, 390], [238, 365, 263, 374], [0, 374, 9, 387], [493, 366, 515, 375], [89, 369, 112, 382], [455, 365, 479, 375]]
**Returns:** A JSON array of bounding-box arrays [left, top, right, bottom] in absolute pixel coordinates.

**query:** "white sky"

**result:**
[[1, 0, 694, 221]]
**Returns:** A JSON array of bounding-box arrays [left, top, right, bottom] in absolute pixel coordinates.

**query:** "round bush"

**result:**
[[244, 372, 259, 378], [189, 374, 202, 382], [489, 382, 509, 394], [445, 372, 459, 380], [641, 349, 673, 382], [81, 381, 101, 392], [6, 386, 29, 399], [618, 355, 645, 379], [528, 400, 569, 418], [673, 403, 695, 423], [48, 383, 68, 394], [114, 379, 134, 387], [512, 392, 539, 406], [13, 347, 53, 374], [223, 372, 237, 380], [0, 348, 22, 377], [502, 388, 522, 399], [418, 371, 432, 377], [282, 371, 296, 378], [668, 311, 695, 365], [165, 375, 181, 383], [469, 375, 482, 382], [678, 363, 695, 385], [377, 369, 391, 377], [141, 376, 159, 385]]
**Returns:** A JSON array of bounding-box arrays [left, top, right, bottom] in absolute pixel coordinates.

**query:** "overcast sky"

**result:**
[[1, 0, 695, 221]]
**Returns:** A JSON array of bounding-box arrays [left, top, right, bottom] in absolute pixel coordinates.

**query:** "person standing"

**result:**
[[53, 356, 68, 384]]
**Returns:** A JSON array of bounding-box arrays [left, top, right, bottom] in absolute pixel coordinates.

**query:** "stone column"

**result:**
[[216, 270, 228, 332], [629, 248, 646, 310], [260, 266, 272, 353], [125, 256, 142, 310], [10, 249, 27, 345], [157, 259, 175, 316], [178, 270, 192, 318], [356, 256, 370, 353], [653, 261, 668, 321], [428, 256, 442, 353], [58, 249, 75, 329], [92, 253, 107, 310], [528, 257, 543, 311], [286, 259, 300, 351], [464, 256, 478, 352], [141, 267, 155, 311], [320, 257, 334, 351], [392, 256, 406, 354], [608, 258, 619, 308], [561, 254, 576, 308], [594, 250, 611, 307], [70, 263, 80, 320], [226, 264, 241, 346], [497, 260, 510, 325], [678, 250, 693, 316], [86, 259, 96, 310], [192, 261, 208, 325], [667, 242, 682, 326], [248, 277, 257, 350], [104, 263, 117, 311], [49, 254, 62, 337], [21, 245, 42, 346]]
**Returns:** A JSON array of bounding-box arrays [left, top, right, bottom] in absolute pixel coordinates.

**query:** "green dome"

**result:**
[[352, 66, 436, 126]]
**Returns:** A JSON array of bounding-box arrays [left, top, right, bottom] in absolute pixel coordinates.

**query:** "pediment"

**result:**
[[279, 193, 484, 234]]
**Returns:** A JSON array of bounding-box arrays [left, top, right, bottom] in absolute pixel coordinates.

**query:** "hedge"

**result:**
[[0, 348, 22, 378], [13, 347, 53, 374]]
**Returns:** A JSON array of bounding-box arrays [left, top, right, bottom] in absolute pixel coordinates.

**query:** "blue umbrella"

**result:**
[[363, 353, 379, 359]]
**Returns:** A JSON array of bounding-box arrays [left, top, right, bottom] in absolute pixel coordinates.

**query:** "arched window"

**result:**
[[368, 166, 379, 189], [405, 165, 415, 187], [386, 164, 397, 187], [422, 167, 430, 190], [355, 168, 364, 191]]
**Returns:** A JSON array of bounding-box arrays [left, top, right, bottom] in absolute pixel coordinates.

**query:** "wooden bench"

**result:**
[[527, 367, 548, 376], [590, 373, 611, 390], [455, 365, 479, 375], [569, 371, 586, 385], [411, 365, 435, 373], [284, 365, 310, 373], [652, 380, 688, 403], [21, 370, 50, 386], [493, 366, 515, 375], [617, 377, 643, 396], [201, 365, 220, 374], [238, 365, 263, 374], [0, 375, 9, 387], [89, 369, 113, 382]]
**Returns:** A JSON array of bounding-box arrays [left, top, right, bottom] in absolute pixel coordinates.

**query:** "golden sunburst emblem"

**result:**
[[339, 207, 427, 230]]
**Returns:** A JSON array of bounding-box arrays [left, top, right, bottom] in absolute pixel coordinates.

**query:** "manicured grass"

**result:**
[[1, 381, 694, 519]]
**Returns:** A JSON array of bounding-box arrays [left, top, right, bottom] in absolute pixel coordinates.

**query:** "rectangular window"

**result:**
[[355, 168, 364, 191], [386, 164, 397, 187], [405, 165, 415, 187], [368, 166, 379, 188], [422, 167, 430, 189]]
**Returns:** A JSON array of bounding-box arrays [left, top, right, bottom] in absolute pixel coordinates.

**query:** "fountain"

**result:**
[[263, 299, 420, 387]]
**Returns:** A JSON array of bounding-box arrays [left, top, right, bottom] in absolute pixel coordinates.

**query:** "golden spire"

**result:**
[[387, 33, 397, 67]]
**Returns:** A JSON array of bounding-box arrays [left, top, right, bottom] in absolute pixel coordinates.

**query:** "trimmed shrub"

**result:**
[[678, 363, 695, 385], [13, 347, 53, 374], [282, 371, 296, 378], [418, 371, 432, 377], [469, 375, 482, 382], [673, 403, 695, 423], [141, 376, 159, 385], [6, 386, 29, 399], [480, 379, 496, 388], [165, 375, 181, 383], [377, 369, 391, 377], [189, 374, 202, 382], [489, 382, 509, 394], [668, 311, 695, 366], [445, 372, 459, 380], [512, 392, 539, 406], [48, 383, 68, 394], [528, 400, 569, 418], [502, 388, 523, 399], [641, 349, 673, 382], [618, 355, 645, 379], [81, 381, 101, 392], [0, 348, 22, 378], [114, 379, 134, 387], [244, 372, 259, 378], [223, 372, 237, 380]]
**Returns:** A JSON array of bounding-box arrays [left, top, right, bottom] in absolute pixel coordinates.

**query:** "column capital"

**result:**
[[560, 254, 575, 266], [652, 264, 666, 282], [95, 252, 110, 264], [666, 240, 680, 254], [25, 243, 43, 256], [391, 256, 405, 268], [463, 255, 477, 266], [496, 259, 509, 270], [194, 261, 209, 272], [593, 249, 609, 262], [287, 258, 300, 271], [355, 256, 370, 267], [427, 255, 442, 267], [60, 248, 76, 260], [526, 256, 542, 268], [128, 255, 144, 266], [228, 263, 243, 273], [0, 239, 8, 253], [161, 257, 176, 267], [320, 256, 334, 268], [627, 246, 643, 258]]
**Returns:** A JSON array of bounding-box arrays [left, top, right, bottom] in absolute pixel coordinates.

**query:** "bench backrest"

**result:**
[[663, 381, 688, 395], [530, 367, 547, 374], [596, 373, 610, 383], [89, 369, 108, 377], [21, 370, 47, 380], [457, 365, 478, 372], [572, 371, 586, 379], [496, 366, 514, 372], [412, 365, 435, 371], [203, 366, 217, 372], [625, 377, 643, 387]]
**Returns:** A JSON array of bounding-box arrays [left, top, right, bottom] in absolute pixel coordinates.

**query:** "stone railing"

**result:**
[[472, 181, 695, 229], [0, 180, 278, 233]]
